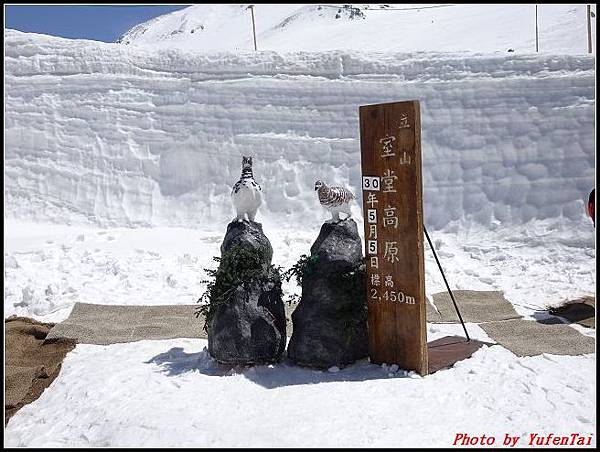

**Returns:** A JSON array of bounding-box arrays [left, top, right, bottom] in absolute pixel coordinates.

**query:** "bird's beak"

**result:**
[[314, 187, 318, 191]]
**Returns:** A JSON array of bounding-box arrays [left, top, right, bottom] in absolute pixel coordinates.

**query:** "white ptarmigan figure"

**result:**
[[315, 180, 355, 222], [232, 156, 262, 222]]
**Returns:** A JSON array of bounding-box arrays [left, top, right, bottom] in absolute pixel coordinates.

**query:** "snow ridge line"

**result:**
[[5, 30, 595, 82]]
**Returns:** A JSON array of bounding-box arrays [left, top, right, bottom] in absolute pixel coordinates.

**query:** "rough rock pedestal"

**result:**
[[207, 221, 286, 365], [288, 218, 368, 368]]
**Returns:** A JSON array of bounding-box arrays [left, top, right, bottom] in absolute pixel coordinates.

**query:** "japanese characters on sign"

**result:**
[[361, 115, 415, 306]]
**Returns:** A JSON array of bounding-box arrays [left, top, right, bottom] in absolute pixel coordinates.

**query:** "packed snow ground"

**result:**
[[4, 336, 595, 447]]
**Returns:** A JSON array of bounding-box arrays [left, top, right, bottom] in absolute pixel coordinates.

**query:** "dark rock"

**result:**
[[310, 219, 364, 274], [207, 221, 285, 365], [220, 220, 273, 267], [288, 218, 368, 368]]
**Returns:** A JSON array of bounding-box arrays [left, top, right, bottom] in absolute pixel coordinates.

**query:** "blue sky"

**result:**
[[4, 5, 190, 42]]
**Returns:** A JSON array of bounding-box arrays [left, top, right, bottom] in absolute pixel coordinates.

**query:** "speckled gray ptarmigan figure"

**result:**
[[315, 179, 355, 222]]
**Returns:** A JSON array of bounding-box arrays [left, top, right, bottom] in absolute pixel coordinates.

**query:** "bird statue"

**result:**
[[232, 156, 262, 222], [315, 180, 355, 222]]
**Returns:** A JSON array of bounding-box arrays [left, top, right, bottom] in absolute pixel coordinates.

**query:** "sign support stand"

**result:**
[[423, 225, 470, 342]]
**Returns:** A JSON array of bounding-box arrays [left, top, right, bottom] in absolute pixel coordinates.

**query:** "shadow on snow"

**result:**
[[145, 347, 417, 389]]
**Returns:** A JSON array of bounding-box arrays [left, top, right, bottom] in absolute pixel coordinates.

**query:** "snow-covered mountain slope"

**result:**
[[4, 29, 595, 230], [116, 4, 595, 54]]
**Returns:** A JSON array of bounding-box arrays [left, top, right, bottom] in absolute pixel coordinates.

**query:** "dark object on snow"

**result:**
[[507, 48, 515, 52], [207, 221, 286, 365], [549, 296, 595, 329], [427, 336, 492, 373], [288, 218, 368, 368], [587, 188, 595, 226]]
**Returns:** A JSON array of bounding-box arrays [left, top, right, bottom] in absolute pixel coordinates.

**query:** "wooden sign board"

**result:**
[[359, 100, 428, 375]]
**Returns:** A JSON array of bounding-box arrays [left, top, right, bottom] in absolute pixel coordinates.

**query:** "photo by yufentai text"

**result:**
[[453, 432, 594, 447]]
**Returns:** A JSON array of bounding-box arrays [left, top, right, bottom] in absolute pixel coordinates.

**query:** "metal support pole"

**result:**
[[247, 5, 258, 51], [535, 5, 539, 52], [424, 226, 470, 341], [587, 5, 593, 54]]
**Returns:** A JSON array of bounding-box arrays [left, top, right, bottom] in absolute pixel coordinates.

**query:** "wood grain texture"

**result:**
[[359, 100, 428, 375]]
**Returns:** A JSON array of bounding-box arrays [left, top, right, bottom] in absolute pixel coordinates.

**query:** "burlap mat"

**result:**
[[427, 290, 521, 323], [480, 319, 596, 357], [46, 303, 206, 345], [5, 317, 76, 425]]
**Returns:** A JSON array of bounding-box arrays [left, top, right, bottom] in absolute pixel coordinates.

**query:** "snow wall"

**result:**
[[5, 30, 596, 230]]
